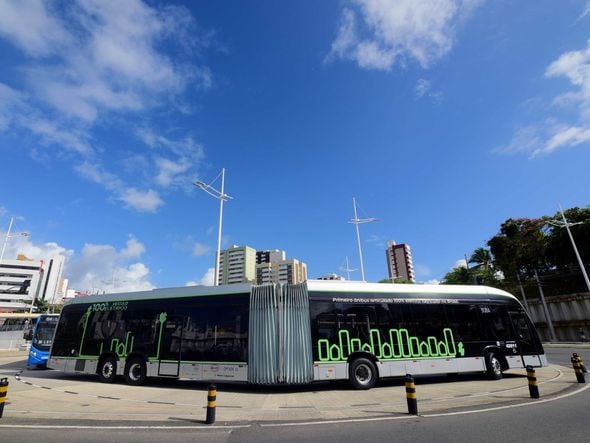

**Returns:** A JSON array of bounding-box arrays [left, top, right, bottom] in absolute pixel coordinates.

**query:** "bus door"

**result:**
[[508, 309, 542, 367], [158, 315, 184, 377]]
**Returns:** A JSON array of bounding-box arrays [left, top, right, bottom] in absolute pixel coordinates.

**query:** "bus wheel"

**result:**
[[349, 358, 378, 389], [125, 357, 147, 386], [485, 352, 503, 380], [98, 356, 117, 383]]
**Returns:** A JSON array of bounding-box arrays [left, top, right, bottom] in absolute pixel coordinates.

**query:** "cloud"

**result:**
[[185, 267, 215, 286], [0, 1, 210, 212], [155, 157, 193, 188], [0, 0, 207, 123], [497, 39, 590, 157], [578, 2, 590, 21], [118, 188, 164, 213], [199, 267, 216, 286], [327, 0, 483, 71], [453, 258, 468, 269], [0, 225, 154, 293], [415, 78, 443, 103], [74, 161, 164, 212], [0, 0, 71, 57], [121, 235, 146, 258], [192, 243, 210, 257], [65, 238, 155, 293]]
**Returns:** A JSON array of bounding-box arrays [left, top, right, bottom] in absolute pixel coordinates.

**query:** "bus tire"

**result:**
[[125, 357, 147, 386], [485, 352, 503, 380], [349, 358, 378, 389], [98, 356, 118, 383]]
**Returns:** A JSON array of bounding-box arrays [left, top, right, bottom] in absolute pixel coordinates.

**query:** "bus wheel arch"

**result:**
[[348, 354, 379, 390], [124, 354, 148, 386], [483, 348, 506, 380], [97, 354, 118, 383]]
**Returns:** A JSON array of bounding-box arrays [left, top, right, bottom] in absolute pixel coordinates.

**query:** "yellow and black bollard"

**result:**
[[571, 355, 586, 384], [405, 374, 418, 415], [0, 377, 8, 419], [573, 353, 587, 373], [206, 384, 217, 424], [526, 366, 540, 399]]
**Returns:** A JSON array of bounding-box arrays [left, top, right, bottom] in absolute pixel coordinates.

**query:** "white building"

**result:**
[[218, 245, 257, 285], [0, 255, 66, 312]]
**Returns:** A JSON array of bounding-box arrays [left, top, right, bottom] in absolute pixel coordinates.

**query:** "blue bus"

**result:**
[[26, 314, 59, 367]]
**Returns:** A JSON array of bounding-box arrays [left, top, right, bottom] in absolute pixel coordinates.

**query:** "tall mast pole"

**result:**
[[0, 217, 14, 263]]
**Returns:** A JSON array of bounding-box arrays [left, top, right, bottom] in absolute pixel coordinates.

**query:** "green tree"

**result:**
[[487, 217, 549, 281], [442, 266, 472, 285], [469, 247, 493, 272], [545, 206, 590, 270], [33, 298, 49, 313], [378, 278, 414, 284]]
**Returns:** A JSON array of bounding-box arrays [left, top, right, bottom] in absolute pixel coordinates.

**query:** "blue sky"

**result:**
[[1, 0, 589, 293]]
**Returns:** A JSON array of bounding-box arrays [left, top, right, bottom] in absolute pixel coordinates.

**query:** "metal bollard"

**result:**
[[206, 384, 217, 424], [573, 353, 587, 373], [526, 366, 540, 399], [571, 356, 586, 384], [0, 377, 8, 419], [405, 374, 418, 415]]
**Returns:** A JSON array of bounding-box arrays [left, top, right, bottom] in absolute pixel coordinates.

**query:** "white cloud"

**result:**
[[0, 0, 71, 57], [75, 161, 164, 213], [121, 235, 146, 258], [0, 1, 210, 212], [327, 0, 483, 71], [198, 267, 216, 286], [155, 157, 193, 188], [0, 226, 154, 293], [118, 188, 164, 213], [453, 258, 468, 269], [498, 39, 590, 157], [578, 2, 590, 21], [0, 0, 206, 123], [192, 243, 210, 257], [415, 78, 443, 103]]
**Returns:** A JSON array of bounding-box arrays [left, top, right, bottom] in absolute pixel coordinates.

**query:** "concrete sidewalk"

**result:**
[[0, 354, 586, 426]]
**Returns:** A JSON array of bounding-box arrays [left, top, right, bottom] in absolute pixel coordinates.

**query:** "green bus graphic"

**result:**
[[317, 327, 465, 362]]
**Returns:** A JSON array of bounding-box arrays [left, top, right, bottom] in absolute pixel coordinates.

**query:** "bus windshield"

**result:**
[[32, 315, 59, 351]]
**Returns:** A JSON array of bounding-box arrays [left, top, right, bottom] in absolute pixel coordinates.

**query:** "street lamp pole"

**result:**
[[1, 217, 30, 264], [195, 168, 232, 286], [558, 205, 590, 293], [349, 197, 377, 282]]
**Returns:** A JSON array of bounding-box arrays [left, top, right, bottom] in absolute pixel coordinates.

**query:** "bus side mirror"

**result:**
[[23, 330, 32, 341]]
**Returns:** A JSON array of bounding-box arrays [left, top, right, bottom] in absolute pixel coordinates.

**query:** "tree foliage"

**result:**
[[442, 206, 590, 295]]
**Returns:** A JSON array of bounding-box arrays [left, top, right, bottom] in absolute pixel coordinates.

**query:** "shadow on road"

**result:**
[[11, 363, 527, 395]]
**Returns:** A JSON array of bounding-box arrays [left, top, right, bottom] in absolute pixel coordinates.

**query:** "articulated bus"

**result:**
[[48, 281, 545, 389], [25, 314, 59, 367]]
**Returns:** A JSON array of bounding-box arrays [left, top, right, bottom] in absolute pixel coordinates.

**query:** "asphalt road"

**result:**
[[1, 347, 588, 443]]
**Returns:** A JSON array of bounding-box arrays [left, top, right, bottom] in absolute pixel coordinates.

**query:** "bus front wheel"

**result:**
[[349, 358, 378, 389], [98, 356, 118, 383], [125, 357, 147, 386], [485, 352, 503, 380]]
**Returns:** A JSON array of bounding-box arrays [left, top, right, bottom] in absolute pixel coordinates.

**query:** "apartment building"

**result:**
[[385, 240, 415, 283], [218, 245, 257, 285]]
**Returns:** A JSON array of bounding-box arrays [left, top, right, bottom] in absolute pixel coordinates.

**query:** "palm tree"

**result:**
[[469, 247, 493, 272]]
